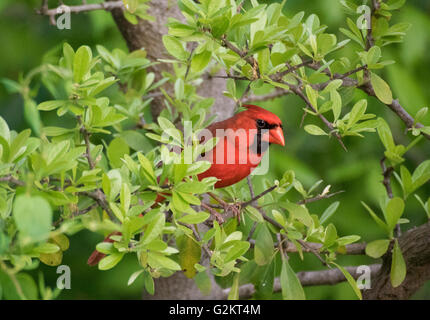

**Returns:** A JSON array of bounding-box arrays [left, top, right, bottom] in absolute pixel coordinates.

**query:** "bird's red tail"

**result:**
[[87, 231, 121, 266], [87, 193, 167, 267]]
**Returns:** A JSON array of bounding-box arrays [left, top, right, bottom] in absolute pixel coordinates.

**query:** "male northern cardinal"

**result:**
[[87, 105, 284, 266]]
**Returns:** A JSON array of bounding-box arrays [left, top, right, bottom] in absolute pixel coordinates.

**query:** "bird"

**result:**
[[87, 104, 284, 266]]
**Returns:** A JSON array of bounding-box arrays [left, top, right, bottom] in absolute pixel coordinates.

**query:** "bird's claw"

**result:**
[[223, 203, 242, 225]]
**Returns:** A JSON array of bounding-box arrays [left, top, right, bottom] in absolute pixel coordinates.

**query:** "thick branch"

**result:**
[[363, 221, 430, 299], [37, 0, 124, 25], [223, 264, 381, 299]]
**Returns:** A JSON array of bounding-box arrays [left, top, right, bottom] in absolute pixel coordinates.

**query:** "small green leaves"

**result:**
[[141, 211, 165, 245], [304, 124, 327, 136], [281, 202, 313, 227], [73, 46, 92, 83], [320, 202, 339, 224], [99, 253, 125, 270], [13, 195, 52, 244], [162, 36, 188, 60], [390, 239, 406, 287], [254, 224, 274, 266], [107, 137, 130, 168], [384, 197, 404, 231], [371, 72, 393, 104], [176, 233, 201, 278], [280, 258, 306, 300], [331, 262, 362, 300], [365, 239, 390, 258], [137, 153, 157, 185], [190, 50, 212, 73]]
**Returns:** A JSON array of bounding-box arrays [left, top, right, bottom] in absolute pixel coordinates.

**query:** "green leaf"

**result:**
[[178, 211, 210, 224], [142, 212, 165, 245], [34, 242, 60, 254], [225, 241, 250, 262], [331, 262, 362, 300], [371, 72, 393, 104], [411, 160, 430, 191], [127, 270, 144, 286], [137, 153, 157, 185], [176, 233, 201, 278], [228, 273, 240, 300], [37, 100, 66, 111], [280, 258, 306, 300], [254, 224, 274, 266], [365, 239, 390, 258], [245, 206, 264, 223], [147, 252, 181, 271], [361, 201, 388, 232], [98, 253, 124, 270], [400, 165, 413, 197], [13, 195, 52, 243], [305, 85, 318, 109], [377, 118, 395, 152], [281, 202, 313, 227], [320, 201, 339, 224], [331, 90, 342, 122], [347, 99, 367, 128], [390, 239, 406, 287], [143, 271, 155, 295], [304, 125, 327, 136], [194, 271, 211, 295], [384, 197, 404, 231], [190, 50, 212, 73], [162, 36, 188, 60], [107, 137, 130, 168], [73, 45, 92, 83], [0, 272, 38, 300], [367, 46, 381, 65]]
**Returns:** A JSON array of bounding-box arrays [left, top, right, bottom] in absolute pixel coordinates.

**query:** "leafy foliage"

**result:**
[[0, 0, 429, 300]]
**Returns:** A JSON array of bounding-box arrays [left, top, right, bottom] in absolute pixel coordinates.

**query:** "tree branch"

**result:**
[[363, 221, 430, 299], [223, 264, 381, 299], [0, 175, 25, 186], [37, 0, 124, 21]]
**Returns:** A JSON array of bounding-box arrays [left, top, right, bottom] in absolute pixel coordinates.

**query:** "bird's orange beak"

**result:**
[[269, 126, 285, 146]]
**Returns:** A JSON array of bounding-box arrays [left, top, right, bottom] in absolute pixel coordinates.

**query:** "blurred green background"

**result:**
[[0, 0, 429, 299]]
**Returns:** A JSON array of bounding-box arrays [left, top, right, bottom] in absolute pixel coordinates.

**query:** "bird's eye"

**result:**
[[256, 119, 266, 128]]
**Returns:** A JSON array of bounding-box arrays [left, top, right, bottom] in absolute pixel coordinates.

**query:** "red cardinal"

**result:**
[[88, 105, 284, 266]]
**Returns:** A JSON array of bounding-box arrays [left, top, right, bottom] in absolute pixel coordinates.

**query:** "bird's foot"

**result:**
[[223, 202, 242, 225], [207, 192, 242, 224], [201, 202, 224, 224]]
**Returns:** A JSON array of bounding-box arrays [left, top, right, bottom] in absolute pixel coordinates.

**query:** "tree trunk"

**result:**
[[363, 221, 430, 300]]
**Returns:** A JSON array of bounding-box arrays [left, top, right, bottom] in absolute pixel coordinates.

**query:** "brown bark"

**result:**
[[363, 221, 430, 300]]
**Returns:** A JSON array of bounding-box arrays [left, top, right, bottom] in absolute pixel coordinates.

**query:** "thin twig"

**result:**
[[297, 190, 344, 205], [380, 157, 401, 236], [289, 84, 348, 151], [77, 116, 95, 169], [37, 1, 124, 18], [0, 175, 25, 186], [241, 185, 277, 208]]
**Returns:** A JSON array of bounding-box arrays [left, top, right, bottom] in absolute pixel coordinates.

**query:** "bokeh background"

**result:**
[[0, 0, 429, 299]]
